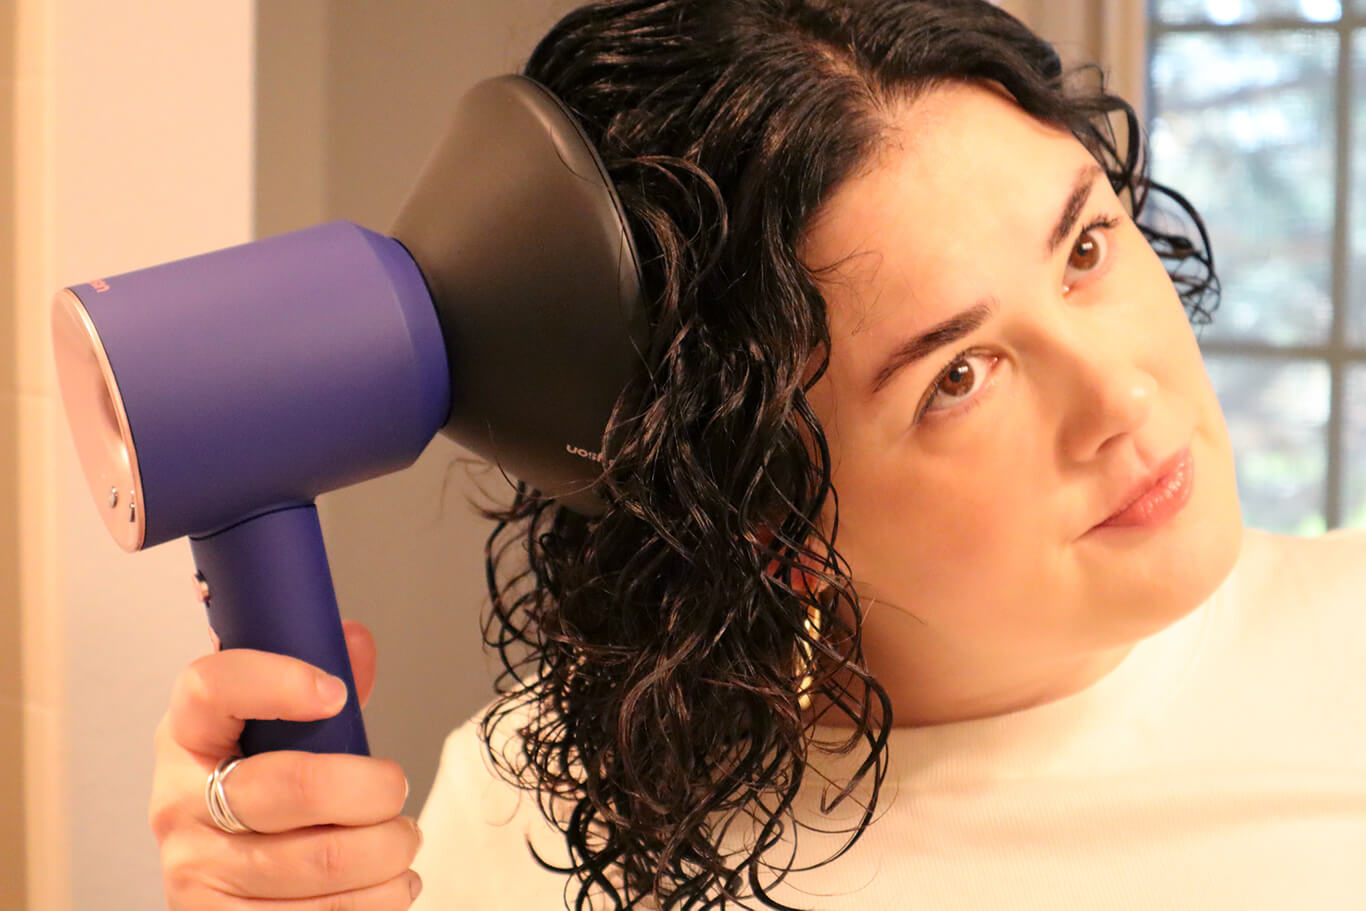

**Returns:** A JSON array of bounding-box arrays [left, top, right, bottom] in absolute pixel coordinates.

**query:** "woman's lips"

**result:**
[[1094, 446, 1195, 530]]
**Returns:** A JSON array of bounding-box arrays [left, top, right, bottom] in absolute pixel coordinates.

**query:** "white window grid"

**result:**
[[1146, 4, 1365, 530]]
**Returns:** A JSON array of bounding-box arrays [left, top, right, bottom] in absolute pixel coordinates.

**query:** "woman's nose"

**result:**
[[1055, 346, 1158, 463]]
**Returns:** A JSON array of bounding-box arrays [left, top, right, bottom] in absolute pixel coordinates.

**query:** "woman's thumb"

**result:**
[[340, 619, 378, 710]]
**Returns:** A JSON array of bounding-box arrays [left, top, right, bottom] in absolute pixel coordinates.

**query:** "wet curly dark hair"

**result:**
[[470, 1, 1220, 908]]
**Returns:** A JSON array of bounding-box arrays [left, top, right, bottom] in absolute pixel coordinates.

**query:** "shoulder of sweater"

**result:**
[[414, 698, 582, 907], [1237, 523, 1366, 579], [1226, 524, 1366, 631], [430, 694, 545, 800]]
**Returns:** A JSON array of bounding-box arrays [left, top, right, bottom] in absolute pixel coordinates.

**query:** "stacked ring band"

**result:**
[[205, 756, 255, 834]]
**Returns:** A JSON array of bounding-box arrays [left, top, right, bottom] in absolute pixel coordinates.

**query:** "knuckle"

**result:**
[[159, 841, 201, 900], [379, 759, 408, 811], [318, 893, 355, 911], [317, 878, 404, 911], [162, 865, 194, 900], [177, 658, 216, 710], [290, 754, 327, 816], [165, 882, 222, 911], [147, 796, 179, 843], [317, 895, 352, 911], [313, 828, 348, 880], [406, 836, 423, 868], [152, 714, 171, 750]]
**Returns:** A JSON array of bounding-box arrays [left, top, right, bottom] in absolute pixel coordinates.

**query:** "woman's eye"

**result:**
[[1063, 217, 1119, 288], [920, 351, 997, 419], [1070, 231, 1104, 271]]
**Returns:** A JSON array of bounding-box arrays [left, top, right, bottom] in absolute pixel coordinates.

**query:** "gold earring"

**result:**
[[794, 588, 828, 712]]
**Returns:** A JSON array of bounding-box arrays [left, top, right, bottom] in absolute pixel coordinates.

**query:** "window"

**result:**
[[1147, 0, 1366, 533]]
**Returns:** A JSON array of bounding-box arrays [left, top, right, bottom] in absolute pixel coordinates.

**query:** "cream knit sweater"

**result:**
[[412, 527, 1366, 909]]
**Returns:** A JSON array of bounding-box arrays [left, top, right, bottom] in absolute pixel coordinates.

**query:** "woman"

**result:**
[[147, 1, 1366, 908]]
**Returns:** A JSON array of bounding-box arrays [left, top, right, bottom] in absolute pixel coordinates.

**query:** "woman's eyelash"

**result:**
[[1075, 215, 1122, 248]]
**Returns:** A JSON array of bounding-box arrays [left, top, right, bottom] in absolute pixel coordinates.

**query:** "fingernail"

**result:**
[[316, 673, 347, 708], [402, 776, 410, 805], [409, 873, 424, 900]]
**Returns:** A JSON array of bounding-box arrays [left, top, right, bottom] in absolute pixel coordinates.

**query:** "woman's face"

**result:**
[[800, 81, 1243, 726]]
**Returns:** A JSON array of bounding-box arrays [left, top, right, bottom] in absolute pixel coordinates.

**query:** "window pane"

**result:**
[[1345, 368, 1366, 529], [1203, 355, 1329, 534], [1150, 31, 1337, 346], [1350, 32, 1366, 347], [1155, 0, 1341, 23]]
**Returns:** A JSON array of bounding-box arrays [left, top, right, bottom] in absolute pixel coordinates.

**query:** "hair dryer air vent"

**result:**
[[53, 288, 146, 551]]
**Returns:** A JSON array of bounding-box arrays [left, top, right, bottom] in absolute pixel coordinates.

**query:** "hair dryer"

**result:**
[[50, 75, 646, 757]]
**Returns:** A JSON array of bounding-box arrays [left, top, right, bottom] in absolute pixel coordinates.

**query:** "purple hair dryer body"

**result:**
[[51, 76, 646, 757]]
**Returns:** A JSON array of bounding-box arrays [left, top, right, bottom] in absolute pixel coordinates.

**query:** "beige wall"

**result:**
[[2, 1, 25, 907], [14, 2, 255, 908]]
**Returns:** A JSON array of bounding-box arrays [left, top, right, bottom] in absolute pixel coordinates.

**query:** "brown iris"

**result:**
[[1070, 230, 1102, 272], [938, 359, 975, 398]]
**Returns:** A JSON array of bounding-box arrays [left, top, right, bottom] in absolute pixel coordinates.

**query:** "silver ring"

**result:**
[[205, 756, 256, 834]]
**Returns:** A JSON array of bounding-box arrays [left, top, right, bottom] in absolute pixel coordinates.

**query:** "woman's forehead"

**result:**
[[803, 82, 1095, 308], [797, 81, 1098, 338]]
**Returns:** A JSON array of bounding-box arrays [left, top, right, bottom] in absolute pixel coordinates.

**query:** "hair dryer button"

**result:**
[[107, 487, 119, 509], [193, 571, 211, 606]]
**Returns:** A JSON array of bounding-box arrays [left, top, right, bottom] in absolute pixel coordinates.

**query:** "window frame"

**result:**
[[1146, 4, 1366, 530]]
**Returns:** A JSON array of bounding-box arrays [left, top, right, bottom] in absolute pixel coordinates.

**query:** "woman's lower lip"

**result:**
[[1094, 447, 1195, 530]]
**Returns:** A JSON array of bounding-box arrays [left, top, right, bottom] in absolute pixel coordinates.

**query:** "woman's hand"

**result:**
[[148, 619, 424, 909]]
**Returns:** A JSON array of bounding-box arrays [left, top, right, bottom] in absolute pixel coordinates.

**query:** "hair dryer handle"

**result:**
[[189, 503, 369, 757]]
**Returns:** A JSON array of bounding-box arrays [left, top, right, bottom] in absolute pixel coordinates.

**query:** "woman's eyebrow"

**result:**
[[866, 299, 996, 400], [1046, 163, 1105, 257]]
